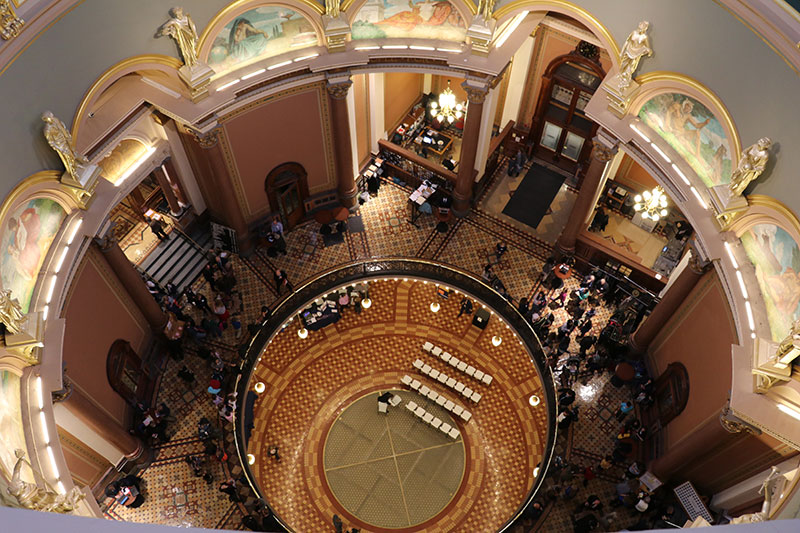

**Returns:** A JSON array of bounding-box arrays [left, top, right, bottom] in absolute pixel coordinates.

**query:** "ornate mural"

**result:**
[[207, 7, 317, 75], [0, 198, 66, 313], [740, 223, 800, 341], [638, 93, 733, 188], [0, 371, 29, 484], [352, 0, 466, 41]]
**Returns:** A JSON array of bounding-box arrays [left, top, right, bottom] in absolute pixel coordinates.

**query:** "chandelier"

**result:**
[[633, 186, 669, 221], [429, 81, 464, 124]]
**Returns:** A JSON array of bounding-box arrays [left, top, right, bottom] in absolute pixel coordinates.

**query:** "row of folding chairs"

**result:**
[[401, 374, 472, 422], [421, 342, 493, 386], [406, 401, 460, 439], [411, 360, 481, 404]]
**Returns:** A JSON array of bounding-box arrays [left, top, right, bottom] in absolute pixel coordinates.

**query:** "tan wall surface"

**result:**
[[223, 84, 334, 219], [353, 74, 371, 167], [384, 72, 423, 131], [62, 248, 149, 425], [649, 269, 737, 450], [57, 425, 111, 488], [614, 154, 659, 191]]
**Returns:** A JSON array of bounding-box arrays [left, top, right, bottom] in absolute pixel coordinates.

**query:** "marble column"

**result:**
[[94, 239, 167, 331], [63, 382, 146, 463], [630, 252, 710, 353], [453, 84, 488, 216], [555, 137, 618, 256], [152, 165, 181, 216], [327, 78, 358, 209], [128, 187, 147, 220], [192, 128, 252, 252], [161, 157, 190, 207]]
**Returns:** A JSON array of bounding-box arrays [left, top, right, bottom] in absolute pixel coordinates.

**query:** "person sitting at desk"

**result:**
[[442, 157, 456, 171], [390, 131, 403, 144]]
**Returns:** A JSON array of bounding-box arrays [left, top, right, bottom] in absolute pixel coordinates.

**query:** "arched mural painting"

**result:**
[[638, 93, 733, 188], [352, 0, 467, 41], [1, 198, 66, 313], [207, 6, 318, 75], [740, 223, 800, 341], [0, 371, 29, 484]]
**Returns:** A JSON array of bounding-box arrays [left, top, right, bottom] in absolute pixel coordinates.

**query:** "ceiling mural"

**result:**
[[638, 93, 733, 189], [0, 198, 66, 314], [740, 223, 800, 341], [207, 6, 318, 75], [351, 0, 467, 41]]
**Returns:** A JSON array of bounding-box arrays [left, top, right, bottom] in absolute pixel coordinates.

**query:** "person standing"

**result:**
[[457, 297, 473, 317], [149, 217, 168, 241], [274, 269, 292, 295], [271, 216, 284, 237]]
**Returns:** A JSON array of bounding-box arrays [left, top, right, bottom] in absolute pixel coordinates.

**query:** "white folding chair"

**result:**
[[378, 402, 388, 414], [437, 373, 448, 384], [474, 370, 485, 381], [452, 405, 464, 416], [419, 385, 431, 396], [390, 395, 402, 407], [435, 396, 447, 407], [463, 387, 473, 398], [429, 369, 440, 380], [455, 382, 465, 393], [440, 422, 452, 434], [441, 351, 452, 362], [471, 392, 482, 403], [411, 379, 421, 390], [460, 410, 471, 422], [444, 400, 455, 411], [407, 401, 418, 411], [422, 364, 432, 375], [427, 390, 438, 401], [446, 377, 457, 388], [431, 417, 442, 429], [401, 375, 413, 386], [482, 374, 493, 386], [422, 341, 434, 353], [431, 346, 442, 357], [448, 357, 460, 368], [423, 412, 434, 424], [414, 407, 426, 417], [466, 366, 476, 377], [457, 361, 468, 372], [448, 428, 460, 439], [413, 359, 424, 370]]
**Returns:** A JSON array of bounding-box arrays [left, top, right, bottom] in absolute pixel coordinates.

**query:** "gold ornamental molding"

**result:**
[[632, 71, 742, 165], [0, 170, 81, 228], [341, 0, 477, 15], [738, 194, 800, 242], [0, 0, 24, 40], [71, 54, 183, 143], [493, 0, 620, 62]]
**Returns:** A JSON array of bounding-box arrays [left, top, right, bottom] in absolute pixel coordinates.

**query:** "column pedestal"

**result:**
[[327, 78, 358, 209], [555, 137, 617, 256], [453, 83, 488, 216], [95, 240, 167, 331]]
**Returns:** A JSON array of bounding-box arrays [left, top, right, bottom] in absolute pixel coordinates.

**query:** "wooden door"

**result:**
[[265, 162, 309, 231]]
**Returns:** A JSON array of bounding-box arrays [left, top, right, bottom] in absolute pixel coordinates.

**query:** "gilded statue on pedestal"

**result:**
[[0, 288, 24, 334], [325, 0, 340, 18], [8, 449, 84, 513], [616, 21, 653, 90], [41, 111, 88, 180], [157, 7, 199, 67], [477, 0, 495, 20], [729, 137, 772, 196]]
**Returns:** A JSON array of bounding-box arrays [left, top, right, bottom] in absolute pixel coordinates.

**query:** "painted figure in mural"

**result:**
[[730, 467, 781, 524], [41, 111, 88, 181], [377, 0, 461, 30], [664, 99, 711, 159], [616, 21, 652, 90], [228, 18, 270, 62], [729, 137, 772, 196], [6, 207, 41, 281], [157, 7, 199, 67], [0, 289, 24, 334], [8, 449, 85, 512], [775, 319, 800, 363]]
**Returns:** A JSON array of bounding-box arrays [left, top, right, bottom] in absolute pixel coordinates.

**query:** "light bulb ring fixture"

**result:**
[[633, 186, 669, 222], [429, 80, 466, 124]]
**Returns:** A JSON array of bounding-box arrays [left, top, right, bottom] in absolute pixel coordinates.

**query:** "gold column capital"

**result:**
[[461, 82, 488, 104], [590, 138, 618, 163], [326, 80, 352, 100], [190, 127, 223, 149]]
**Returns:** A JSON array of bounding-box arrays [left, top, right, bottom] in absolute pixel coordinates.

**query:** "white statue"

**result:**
[[156, 7, 199, 67], [616, 21, 653, 90], [729, 137, 772, 196], [729, 467, 781, 524], [8, 449, 84, 513]]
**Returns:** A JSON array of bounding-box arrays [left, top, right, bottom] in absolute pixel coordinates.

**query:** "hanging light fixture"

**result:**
[[361, 297, 372, 309], [429, 80, 465, 124], [633, 186, 669, 221]]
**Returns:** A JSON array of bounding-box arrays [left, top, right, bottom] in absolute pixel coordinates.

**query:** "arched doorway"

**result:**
[[529, 43, 606, 177], [265, 162, 309, 230]]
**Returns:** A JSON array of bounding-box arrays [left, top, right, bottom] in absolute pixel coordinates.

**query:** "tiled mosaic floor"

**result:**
[[106, 174, 646, 532]]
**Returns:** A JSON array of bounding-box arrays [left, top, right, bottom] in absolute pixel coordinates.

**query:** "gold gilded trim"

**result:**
[[342, 0, 476, 16], [493, 0, 620, 62], [0, 170, 78, 230], [747, 194, 800, 240], [198, 0, 325, 54], [71, 54, 183, 142], [633, 71, 742, 165]]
